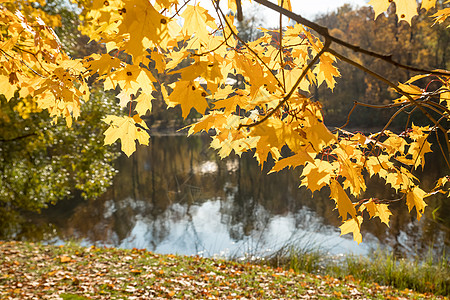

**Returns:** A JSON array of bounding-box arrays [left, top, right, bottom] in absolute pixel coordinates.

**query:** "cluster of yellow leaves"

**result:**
[[0, 1, 88, 127], [370, 0, 450, 25], [0, 0, 447, 244]]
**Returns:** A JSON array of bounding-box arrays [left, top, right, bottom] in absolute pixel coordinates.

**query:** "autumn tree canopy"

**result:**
[[1, 0, 449, 243]]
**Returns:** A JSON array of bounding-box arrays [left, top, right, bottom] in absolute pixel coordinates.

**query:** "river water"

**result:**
[[18, 135, 450, 259]]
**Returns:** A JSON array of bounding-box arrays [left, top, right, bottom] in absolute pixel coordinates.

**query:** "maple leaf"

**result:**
[[134, 93, 153, 116], [406, 186, 428, 220], [432, 6, 450, 25], [433, 176, 449, 191], [408, 136, 432, 169], [103, 115, 149, 157], [0, 74, 18, 100], [154, 0, 179, 10], [284, 68, 313, 92], [393, 83, 423, 103], [300, 160, 335, 193], [333, 147, 366, 196], [85, 53, 122, 77], [270, 148, 314, 173], [369, 0, 418, 24], [360, 200, 392, 227], [175, 59, 223, 86], [304, 122, 336, 152], [181, 5, 217, 45], [187, 112, 229, 135], [314, 53, 340, 90], [110, 65, 155, 93], [213, 92, 251, 114], [168, 80, 209, 119], [340, 216, 363, 244], [330, 179, 357, 221], [421, 0, 437, 11], [117, 0, 172, 60]]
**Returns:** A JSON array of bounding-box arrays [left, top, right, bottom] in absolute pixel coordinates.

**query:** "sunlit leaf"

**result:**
[[339, 216, 363, 244]]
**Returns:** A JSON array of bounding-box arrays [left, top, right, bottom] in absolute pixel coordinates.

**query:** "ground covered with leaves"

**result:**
[[0, 241, 446, 299]]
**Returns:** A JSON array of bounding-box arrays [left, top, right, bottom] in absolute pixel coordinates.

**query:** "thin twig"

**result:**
[[0, 133, 37, 142], [328, 48, 448, 138], [279, 0, 286, 92], [332, 101, 407, 133]]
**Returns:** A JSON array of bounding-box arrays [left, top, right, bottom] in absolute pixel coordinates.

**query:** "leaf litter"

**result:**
[[0, 241, 446, 299]]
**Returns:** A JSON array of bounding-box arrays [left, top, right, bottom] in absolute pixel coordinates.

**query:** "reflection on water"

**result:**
[[10, 135, 450, 258]]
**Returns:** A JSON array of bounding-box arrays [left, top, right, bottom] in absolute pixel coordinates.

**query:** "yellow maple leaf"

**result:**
[[154, 0, 179, 10], [314, 53, 340, 90], [300, 160, 335, 193], [112, 64, 155, 93], [187, 112, 228, 136], [168, 80, 209, 119], [420, 0, 436, 10], [433, 176, 449, 191], [333, 147, 366, 196], [181, 5, 217, 45], [406, 186, 427, 220], [284, 68, 312, 92], [408, 136, 432, 169], [213, 92, 251, 114], [176, 59, 223, 84], [369, 0, 418, 24], [340, 216, 363, 244], [270, 148, 315, 173], [102, 115, 149, 157], [330, 179, 357, 221], [360, 200, 392, 227], [393, 83, 423, 103], [118, 0, 172, 59], [432, 7, 450, 25], [85, 53, 121, 77], [134, 93, 153, 116], [0, 74, 18, 100], [304, 122, 336, 152]]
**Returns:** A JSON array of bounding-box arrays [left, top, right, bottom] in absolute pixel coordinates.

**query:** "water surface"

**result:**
[[17, 135, 450, 259]]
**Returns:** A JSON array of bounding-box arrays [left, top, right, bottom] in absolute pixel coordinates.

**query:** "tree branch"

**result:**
[[0, 133, 36, 142], [253, 0, 450, 77]]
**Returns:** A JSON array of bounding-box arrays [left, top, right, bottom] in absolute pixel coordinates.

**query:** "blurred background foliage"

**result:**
[[313, 3, 450, 129], [0, 0, 120, 236]]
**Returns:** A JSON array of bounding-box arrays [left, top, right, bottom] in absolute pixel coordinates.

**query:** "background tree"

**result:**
[[314, 4, 450, 128], [0, 0, 119, 237]]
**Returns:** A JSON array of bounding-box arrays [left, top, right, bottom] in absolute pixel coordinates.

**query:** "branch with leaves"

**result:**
[[1, 0, 449, 244]]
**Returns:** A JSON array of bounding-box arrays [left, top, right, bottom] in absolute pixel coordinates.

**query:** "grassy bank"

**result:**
[[0, 241, 447, 299], [265, 245, 449, 297]]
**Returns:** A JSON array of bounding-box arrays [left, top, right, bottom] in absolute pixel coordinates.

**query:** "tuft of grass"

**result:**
[[260, 244, 449, 297], [333, 249, 450, 296], [264, 244, 326, 274]]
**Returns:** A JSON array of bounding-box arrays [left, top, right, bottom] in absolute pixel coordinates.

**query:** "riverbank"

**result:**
[[0, 241, 446, 299]]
